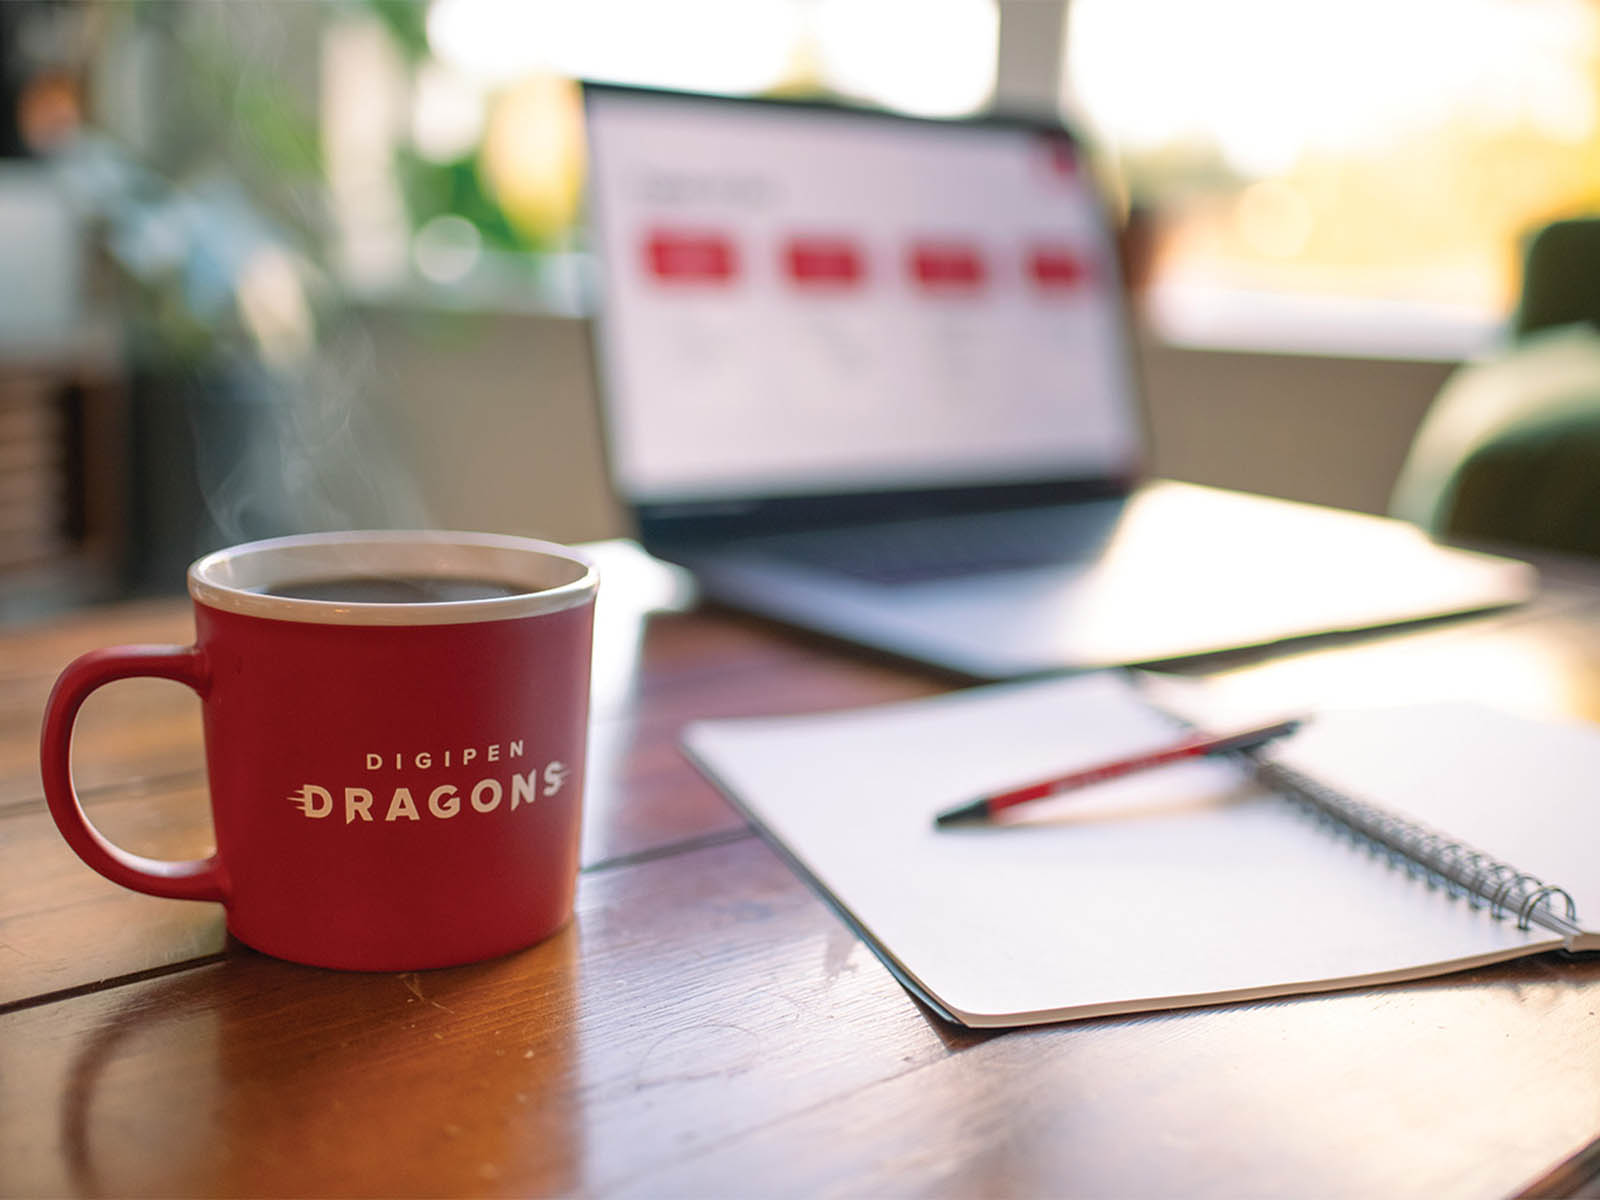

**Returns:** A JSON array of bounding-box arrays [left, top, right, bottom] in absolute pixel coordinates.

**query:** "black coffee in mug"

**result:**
[[260, 576, 532, 604]]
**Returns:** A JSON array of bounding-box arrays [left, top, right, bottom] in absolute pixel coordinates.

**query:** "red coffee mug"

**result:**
[[39, 531, 599, 970]]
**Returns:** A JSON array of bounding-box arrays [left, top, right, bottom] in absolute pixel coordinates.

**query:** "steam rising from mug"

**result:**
[[190, 327, 432, 547]]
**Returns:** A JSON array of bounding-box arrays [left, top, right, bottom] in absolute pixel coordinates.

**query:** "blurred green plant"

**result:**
[[362, 0, 431, 62], [370, 9, 574, 255]]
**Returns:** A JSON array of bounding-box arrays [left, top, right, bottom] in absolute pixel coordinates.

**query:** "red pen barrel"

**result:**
[[983, 733, 1212, 814], [934, 717, 1304, 828]]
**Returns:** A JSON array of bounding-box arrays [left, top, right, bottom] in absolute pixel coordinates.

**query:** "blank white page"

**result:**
[[1268, 701, 1600, 930], [684, 674, 1561, 1027]]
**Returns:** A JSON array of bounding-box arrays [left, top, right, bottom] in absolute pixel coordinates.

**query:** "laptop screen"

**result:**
[[583, 86, 1143, 509]]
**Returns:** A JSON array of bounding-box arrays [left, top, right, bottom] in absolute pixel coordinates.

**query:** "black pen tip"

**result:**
[[934, 799, 991, 828]]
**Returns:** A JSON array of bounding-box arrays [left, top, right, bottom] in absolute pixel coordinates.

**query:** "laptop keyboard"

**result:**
[[745, 501, 1125, 585]]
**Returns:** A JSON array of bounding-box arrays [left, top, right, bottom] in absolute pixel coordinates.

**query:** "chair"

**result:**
[[1390, 218, 1600, 557]]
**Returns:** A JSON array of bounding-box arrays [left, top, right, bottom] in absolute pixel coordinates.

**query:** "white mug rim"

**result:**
[[188, 530, 597, 626]]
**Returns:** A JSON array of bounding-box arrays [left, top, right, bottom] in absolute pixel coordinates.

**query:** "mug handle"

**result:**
[[39, 645, 228, 903]]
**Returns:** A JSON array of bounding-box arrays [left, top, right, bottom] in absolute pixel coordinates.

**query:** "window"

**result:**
[[1065, 0, 1600, 356]]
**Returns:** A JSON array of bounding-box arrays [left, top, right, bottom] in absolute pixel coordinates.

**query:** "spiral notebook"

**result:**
[[683, 673, 1600, 1027]]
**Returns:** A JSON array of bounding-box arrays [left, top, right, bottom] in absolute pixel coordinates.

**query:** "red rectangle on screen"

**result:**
[[644, 230, 738, 283], [784, 237, 865, 286], [910, 243, 986, 290], [1028, 247, 1092, 291]]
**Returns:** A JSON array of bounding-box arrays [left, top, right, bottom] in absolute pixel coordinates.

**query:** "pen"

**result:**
[[931, 716, 1305, 828]]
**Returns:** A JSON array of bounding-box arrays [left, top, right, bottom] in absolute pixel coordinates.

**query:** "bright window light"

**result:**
[[1068, 0, 1597, 177], [814, 0, 997, 118], [1065, 0, 1600, 343], [426, 0, 801, 94], [412, 62, 487, 163]]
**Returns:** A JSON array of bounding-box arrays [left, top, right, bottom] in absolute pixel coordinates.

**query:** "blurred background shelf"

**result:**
[[0, 322, 125, 622]]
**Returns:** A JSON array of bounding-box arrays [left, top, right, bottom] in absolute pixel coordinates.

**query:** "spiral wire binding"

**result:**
[[1252, 758, 1583, 939]]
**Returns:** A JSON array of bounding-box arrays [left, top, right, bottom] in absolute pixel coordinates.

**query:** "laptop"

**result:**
[[581, 83, 1535, 679]]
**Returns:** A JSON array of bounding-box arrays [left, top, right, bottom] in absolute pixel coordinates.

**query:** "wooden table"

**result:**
[[4, 543, 1600, 1198]]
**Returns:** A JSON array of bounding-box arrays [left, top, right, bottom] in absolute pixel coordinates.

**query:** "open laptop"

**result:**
[[581, 83, 1535, 679]]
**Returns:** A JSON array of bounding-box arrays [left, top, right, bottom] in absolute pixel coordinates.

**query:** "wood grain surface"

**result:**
[[3, 553, 1599, 1198]]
